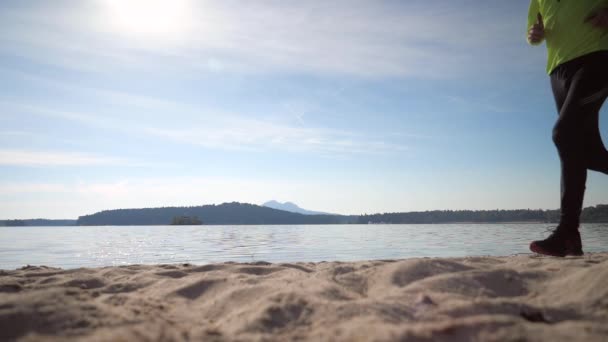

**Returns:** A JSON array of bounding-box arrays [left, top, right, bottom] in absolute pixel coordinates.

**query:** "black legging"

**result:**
[[550, 50, 608, 229]]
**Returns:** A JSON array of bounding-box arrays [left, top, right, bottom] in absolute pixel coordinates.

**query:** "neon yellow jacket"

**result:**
[[527, 0, 608, 74]]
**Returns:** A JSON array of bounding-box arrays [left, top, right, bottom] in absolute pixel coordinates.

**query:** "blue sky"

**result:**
[[1, 0, 607, 219]]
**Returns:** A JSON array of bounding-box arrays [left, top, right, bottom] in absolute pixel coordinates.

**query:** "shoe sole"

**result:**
[[529, 242, 583, 257], [529, 242, 565, 257]]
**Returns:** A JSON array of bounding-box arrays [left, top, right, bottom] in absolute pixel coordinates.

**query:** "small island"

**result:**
[[170, 216, 203, 225]]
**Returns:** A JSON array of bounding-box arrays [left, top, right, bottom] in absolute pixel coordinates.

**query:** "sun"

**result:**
[[105, 0, 191, 37]]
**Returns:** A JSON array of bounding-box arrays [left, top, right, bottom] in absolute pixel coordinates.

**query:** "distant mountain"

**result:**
[[262, 200, 332, 215], [77, 202, 355, 226]]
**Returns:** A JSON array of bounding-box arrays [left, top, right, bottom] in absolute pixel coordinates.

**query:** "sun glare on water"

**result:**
[[105, 0, 191, 37]]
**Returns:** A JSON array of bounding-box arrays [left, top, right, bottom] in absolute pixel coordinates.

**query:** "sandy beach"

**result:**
[[1, 253, 608, 341]]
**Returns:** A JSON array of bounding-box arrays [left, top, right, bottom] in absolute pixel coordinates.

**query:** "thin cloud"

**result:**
[[0, 130, 38, 137], [145, 119, 409, 156], [3, 98, 411, 157], [0, 101, 107, 127], [0, 149, 130, 167], [1, 74, 413, 156], [0, 68, 184, 111], [0, 183, 68, 193], [0, 1, 532, 78], [446, 95, 514, 114]]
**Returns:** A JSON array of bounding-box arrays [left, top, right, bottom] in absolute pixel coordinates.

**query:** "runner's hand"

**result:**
[[586, 8, 608, 28], [528, 13, 545, 44]]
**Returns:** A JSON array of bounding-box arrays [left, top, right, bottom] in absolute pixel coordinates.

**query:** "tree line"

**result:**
[[4, 203, 608, 226], [359, 205, 608, 224]]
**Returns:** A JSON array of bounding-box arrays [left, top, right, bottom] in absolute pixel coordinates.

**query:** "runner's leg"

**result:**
[[552, 52, 608, 228]]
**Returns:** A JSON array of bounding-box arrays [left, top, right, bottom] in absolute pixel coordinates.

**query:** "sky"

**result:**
[[1, 0, 608, 219]]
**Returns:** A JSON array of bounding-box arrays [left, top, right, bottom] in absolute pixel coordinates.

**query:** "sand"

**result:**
[[1, 253, 608, 341]]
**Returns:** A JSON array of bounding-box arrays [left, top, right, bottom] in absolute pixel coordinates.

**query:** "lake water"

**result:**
[[1, 223, 607, 269]]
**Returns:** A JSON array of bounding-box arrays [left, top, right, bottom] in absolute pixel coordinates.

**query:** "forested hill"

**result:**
[[77, 202, 356, 226]]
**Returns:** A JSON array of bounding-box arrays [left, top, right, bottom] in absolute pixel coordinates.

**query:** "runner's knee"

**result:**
[[552, 122, 569, 149], [552, 119, 582, 153]]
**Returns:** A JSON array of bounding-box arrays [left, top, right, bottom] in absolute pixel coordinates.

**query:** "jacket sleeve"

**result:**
[[527, 0, 543, 45]]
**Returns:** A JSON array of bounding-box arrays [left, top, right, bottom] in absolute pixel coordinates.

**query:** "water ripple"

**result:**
[[1, 224, 607, 269]]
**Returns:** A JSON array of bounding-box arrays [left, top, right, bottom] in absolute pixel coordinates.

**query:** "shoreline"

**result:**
[[1, 253, 608, 341], [11, 219, 608, 227], [9, 221, 608, 227]]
